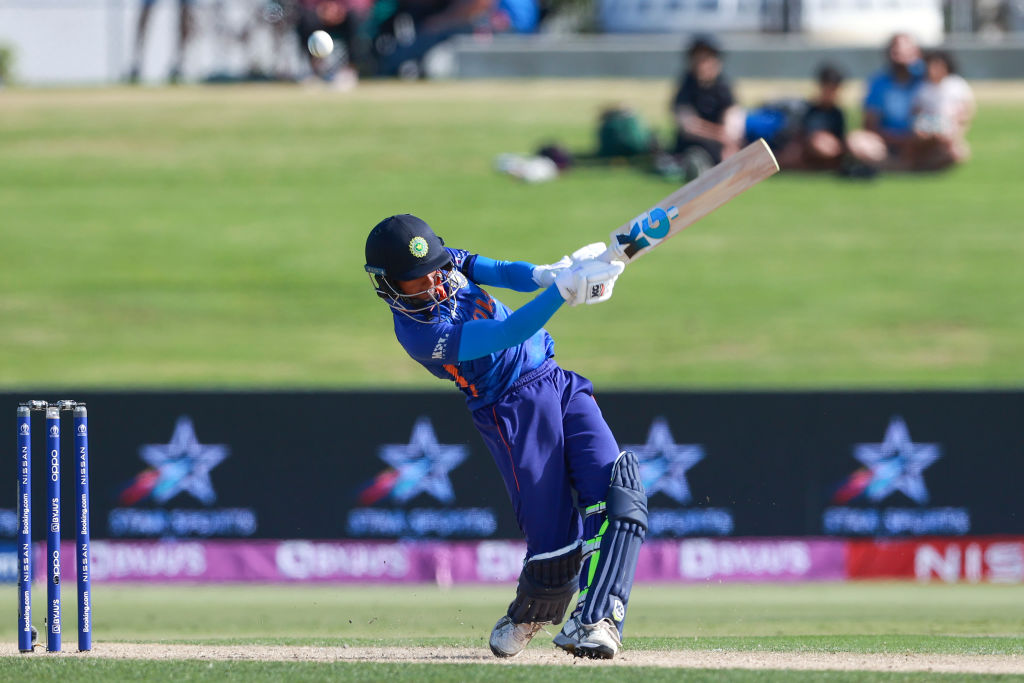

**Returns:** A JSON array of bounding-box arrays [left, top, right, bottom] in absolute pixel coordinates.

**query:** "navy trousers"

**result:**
[[472, 359, 620, 557]]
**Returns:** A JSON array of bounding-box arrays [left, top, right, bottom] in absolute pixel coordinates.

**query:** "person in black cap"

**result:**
[[776, 63, 849, 171], [365, 215, 647, 661], [670, 34, 745, 175]]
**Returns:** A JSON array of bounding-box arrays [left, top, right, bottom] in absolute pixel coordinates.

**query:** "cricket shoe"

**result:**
[[553, 616, 621, 659], [489, 615, 546, 658]]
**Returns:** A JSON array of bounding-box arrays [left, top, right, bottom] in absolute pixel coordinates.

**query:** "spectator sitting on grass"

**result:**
[[846, 32, 924, 170], [670, 34, 746, 176], [907, 49, 976, 171], [776, 64, 848, 171]]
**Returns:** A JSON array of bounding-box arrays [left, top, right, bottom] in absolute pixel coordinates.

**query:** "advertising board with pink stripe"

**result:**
[[36, 538, 847, 583]]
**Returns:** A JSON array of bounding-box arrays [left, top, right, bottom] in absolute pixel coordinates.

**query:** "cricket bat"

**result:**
[[606, 138, 779, 264]]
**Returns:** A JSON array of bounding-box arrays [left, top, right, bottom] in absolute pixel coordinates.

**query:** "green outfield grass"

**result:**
[[0, 583, 1022, 680], [1, 81, 1023, 389]]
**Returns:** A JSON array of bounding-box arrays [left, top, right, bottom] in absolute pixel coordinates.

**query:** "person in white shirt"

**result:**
[[910, 50, 976, 170]]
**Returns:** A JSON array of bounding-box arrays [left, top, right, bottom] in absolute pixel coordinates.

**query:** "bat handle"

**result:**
[[600, 243, 630, 266]]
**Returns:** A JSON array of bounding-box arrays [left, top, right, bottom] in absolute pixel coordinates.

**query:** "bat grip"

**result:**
[[600, 243, 630, 265]]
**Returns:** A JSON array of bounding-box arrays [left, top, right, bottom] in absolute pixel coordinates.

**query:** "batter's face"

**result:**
[[397, 270, 446, 301]]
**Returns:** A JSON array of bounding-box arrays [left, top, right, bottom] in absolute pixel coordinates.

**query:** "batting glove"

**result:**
[[555, 258, 625, 306], [531, 255, 573, 288], [569, 242, 609, 263]]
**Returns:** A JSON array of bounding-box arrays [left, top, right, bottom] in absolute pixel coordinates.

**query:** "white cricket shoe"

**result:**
[[488, 615, 546, 658], [553, 616, 621, 659]]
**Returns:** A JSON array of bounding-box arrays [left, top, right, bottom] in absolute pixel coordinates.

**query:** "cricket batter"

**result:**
[[364, 214, 648, 660]]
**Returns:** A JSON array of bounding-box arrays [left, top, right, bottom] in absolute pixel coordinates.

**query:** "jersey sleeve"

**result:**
[[449, 247, 538, 292], [468, 255, 538, 292]]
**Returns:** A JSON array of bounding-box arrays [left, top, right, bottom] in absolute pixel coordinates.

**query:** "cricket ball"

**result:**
[[307, 31, 334, 59]]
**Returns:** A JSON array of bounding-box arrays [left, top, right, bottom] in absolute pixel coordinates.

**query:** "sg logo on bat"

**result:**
[[615, 205, 680, 259]]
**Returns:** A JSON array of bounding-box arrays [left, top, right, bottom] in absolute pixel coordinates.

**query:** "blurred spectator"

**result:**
[[375, 0, 539, 78], [775, 64, 848, 171], [908, 50, 976, 170], [670, 34, 745, 175], [846, 32, 924, 169], [128, 0, 194, 83], [295, 0, 374, 85]]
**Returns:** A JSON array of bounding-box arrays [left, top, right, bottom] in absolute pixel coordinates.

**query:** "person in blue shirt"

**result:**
[[848, 33, 925, 170], [365, 214, 646, 660]]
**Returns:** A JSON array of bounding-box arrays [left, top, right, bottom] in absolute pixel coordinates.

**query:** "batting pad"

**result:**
[[507, 541, 583, 624], [577, 451, 648, 634]]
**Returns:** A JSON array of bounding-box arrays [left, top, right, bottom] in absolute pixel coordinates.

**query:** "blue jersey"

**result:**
[[863, 64, 924, 135], [392, 247, 555, 409]]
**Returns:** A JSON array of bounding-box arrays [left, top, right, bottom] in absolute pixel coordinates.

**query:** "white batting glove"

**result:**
[[576, 240, 628, 267], [531, 255, 573, 288], [569, 242, 608, 263], [534, 242, 625, 288], [554, 258, 625, 306]]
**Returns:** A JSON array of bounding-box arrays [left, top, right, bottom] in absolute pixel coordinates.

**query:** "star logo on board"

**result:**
[[625, 417, 705, 505], [137, 416, 230, 505], [835, 416, 941, 505], [852, 417, 940, 504], [358, 417, 468, 505], [378, 418, 467, 503]]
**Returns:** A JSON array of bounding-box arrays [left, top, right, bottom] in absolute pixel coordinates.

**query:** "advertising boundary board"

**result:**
[[4, 538, 844, 583], [2, 390, 1022, 542], [0, 537, 1021, 583], [847, 536, 1024, 583]]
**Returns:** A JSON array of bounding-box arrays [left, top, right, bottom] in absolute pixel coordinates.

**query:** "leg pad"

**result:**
[[577, 451, 647, 631], [507, 541, 582, 624]]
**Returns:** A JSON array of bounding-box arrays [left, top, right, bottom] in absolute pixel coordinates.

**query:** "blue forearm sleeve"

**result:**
[[469, 256, 539, 292], [458, 286, 564, 361]]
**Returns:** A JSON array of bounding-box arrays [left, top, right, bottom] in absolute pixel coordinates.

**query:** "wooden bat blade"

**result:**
[[610, 138, 779, 262]]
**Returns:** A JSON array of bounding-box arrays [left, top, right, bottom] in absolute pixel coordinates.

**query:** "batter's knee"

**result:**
[[606, 451, 648, 530]]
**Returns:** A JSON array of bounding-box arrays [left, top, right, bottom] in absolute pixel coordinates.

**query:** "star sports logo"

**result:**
[[357, 417, 468, 505], [832, 416, 941, 505], [624, 417, 705, 505], [119, 416, 229, 506]]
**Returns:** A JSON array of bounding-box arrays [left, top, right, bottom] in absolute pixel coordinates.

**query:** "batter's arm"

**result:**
[[467, 255, 541, 292], [457, 286, 564, 361]]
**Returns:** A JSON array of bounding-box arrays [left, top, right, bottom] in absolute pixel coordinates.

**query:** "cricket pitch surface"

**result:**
[[3, 643, 1022, 675]]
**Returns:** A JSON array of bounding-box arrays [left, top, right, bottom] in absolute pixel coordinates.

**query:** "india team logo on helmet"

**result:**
[[409, 236, 429, 258]]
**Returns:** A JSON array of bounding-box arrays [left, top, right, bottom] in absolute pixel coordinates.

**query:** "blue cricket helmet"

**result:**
[[365, 214, 451, 281], [364, 214, 463, 321]]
